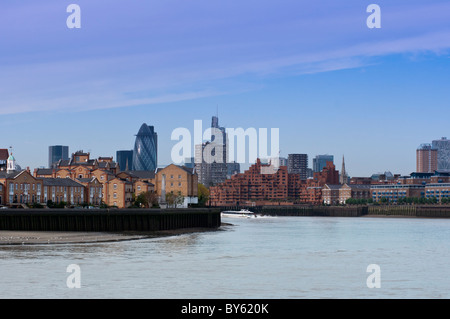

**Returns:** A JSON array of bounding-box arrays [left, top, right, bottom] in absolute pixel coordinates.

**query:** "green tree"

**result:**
[[198, 184, 210, 206], [135, 191, 159, 208]]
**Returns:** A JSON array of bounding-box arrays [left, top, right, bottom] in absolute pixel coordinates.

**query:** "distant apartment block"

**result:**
[[288, 154, 308, 180], [416, 144, 438, 173]]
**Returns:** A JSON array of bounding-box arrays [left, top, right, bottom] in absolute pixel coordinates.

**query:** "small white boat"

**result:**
[[221, 209, 257, 218]]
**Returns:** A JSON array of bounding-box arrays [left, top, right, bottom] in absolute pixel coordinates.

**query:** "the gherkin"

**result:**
[[132, 124, 158, 171]]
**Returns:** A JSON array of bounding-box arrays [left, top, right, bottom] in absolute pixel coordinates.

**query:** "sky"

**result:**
[[0, 0, 449, 177]]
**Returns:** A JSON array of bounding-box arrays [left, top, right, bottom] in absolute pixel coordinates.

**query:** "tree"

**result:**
[[135, 191, 159, 208], [198, 184, 210, 206], [166, 192, 175, 208]]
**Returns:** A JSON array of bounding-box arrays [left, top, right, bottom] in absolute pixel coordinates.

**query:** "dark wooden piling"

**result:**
[[0, 208, 221, 232]]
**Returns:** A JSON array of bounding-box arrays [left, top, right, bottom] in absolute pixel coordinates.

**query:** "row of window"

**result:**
[[9, 183, 42, 192]]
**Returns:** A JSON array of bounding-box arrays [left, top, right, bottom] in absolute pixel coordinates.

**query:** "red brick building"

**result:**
[[299, 161, 340, 204], [209, 159, 302, 206]]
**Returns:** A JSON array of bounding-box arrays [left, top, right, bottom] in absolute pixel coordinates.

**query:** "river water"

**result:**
[[0, 216, 449, 299]]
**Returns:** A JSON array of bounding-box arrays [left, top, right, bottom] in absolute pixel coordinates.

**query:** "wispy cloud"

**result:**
[[1, 0, 450, 115]]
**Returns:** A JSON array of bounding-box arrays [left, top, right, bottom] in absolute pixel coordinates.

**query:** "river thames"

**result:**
[[0, 215, 449, 299]]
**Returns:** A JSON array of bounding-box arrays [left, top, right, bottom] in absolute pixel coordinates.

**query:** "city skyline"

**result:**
[[1, 1, 450, 177]]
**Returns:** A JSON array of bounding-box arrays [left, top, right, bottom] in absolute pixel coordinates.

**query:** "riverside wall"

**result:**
[[0, 208, 221, 232], [219, 205, 450, 218]]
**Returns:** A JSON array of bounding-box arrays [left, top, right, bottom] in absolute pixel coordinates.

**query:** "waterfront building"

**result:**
[[106, 177, 133, 208], [432, 137, 450, 172], [430, 171, 450, 184], [416, 144, 438, 173], [132, 124, 158, 172], [288, 154, 308, 180], [371, 184, 425, 203], [0, 169, 43, 205], [48, 145, 69, 168], [313, 155, 334, 173], [155, 164, 198, 208], [209, 159, 302, 206], [299, 184, 323, 205], [299, 161, 340, 204], [322, 184, 341, 205], [425, 183, 450, 203], [41, 178, 86, 205], [339, 184, 371, 204], [76, 177, 104, 205], [116, 150, 134, 172]]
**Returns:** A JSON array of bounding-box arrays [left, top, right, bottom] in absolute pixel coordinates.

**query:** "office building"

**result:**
[[132, 124, 158, 171], [117, 150, 134, 172], [194, 116, 228, 187], [49, 145, 69, 168], [313, 155, 334, 173]]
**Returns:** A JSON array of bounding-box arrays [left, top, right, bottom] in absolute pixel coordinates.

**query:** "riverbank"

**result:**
[[0, 226, 225, 246]]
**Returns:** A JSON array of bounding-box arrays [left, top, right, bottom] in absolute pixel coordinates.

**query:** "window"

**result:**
[[113, 184, 117, 190], [113, 193, 117, 199], [137, 186, 141, 191]]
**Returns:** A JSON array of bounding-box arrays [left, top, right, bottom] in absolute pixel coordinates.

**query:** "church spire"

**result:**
[[340, 155, 347, 184]]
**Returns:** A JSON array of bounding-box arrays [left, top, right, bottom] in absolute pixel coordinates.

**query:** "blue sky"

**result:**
[[1, 0, 449, 177]]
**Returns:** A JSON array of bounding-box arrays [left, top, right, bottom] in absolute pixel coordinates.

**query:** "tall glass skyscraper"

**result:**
[[132, 124, 158, 171], [49, 145, 69, 168]]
